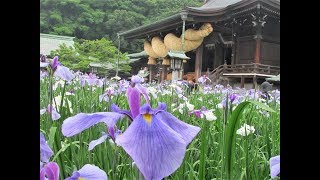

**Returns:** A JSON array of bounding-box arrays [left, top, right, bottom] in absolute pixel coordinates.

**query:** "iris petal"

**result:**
[[62, 112, 124, 137], [270, 155, 280, 178], [66, 164, 108, 180], [51, 108, 61, 121], [270, 164, 280, 178], [88, 132, 109, 151], [40, 162, 60, 180], [50, 56, 60, 70], [135, 83, 150, 104], [155, 103, 201, 145], [116, 114, 187, 180], [54, 66, 75, 82], [40, 62, 49, 67], [40, 132, 54, 162], [126, 86, 140, 118], [111, 104, 133, 121]]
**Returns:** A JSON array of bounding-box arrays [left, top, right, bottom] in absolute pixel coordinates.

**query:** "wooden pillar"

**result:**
[[240, 76, 245, 88], [231, 22, 237, 65], [195, 43, 203, 81], [253, 5, 265, 64], [161, 66, 167, 82], [252, 75, 257, 89], [254, 38, 261, 63], [231, 41, 236, 65], [235, 38, 240, 65], [149, 65, 153, 82]]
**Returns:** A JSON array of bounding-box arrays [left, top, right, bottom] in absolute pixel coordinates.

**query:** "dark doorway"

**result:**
[[184, 51, 196, 73], [202, 48, 214, 72], [224, 47, 232, 65]]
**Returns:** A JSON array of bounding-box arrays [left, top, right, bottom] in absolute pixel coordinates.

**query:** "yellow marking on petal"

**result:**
[[78, 178, 84, 180], [143, 114, 152, 124]]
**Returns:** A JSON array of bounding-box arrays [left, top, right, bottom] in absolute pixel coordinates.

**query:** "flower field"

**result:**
[[40, 56, 280, 180]]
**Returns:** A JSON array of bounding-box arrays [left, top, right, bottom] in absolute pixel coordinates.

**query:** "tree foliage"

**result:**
[[40, 0, 203, 53], [50, 38, 131, 74]]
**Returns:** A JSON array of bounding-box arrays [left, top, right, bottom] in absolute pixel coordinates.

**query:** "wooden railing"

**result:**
[[208, 63, 280, 83]]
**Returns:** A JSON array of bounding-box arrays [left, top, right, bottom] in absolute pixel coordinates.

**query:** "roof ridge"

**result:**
[[40, 33, 75, 41]]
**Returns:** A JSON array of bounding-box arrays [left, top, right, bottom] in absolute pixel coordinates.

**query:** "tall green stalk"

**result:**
[[198, 120, 208, 179]]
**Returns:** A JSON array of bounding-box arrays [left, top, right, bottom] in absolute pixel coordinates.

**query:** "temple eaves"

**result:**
[[117, 0, 279, 40]]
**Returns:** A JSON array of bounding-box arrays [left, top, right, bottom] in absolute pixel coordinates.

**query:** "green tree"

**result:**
[[40, 0, 204, 53], [50, 38, 131, 74]]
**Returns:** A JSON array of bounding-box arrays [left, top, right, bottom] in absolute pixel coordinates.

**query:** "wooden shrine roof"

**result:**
[[119, 0, 280, 39], [187, 0, 279, 12]]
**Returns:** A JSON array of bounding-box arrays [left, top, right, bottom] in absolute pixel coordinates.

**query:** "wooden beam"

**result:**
[[223, 73, 275, 77], [195, 43, 203, 81], [212, 25, 232, 34], [240, 76, 245, 88]]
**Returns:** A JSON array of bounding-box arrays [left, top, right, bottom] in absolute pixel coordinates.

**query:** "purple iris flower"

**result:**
[[189, 110, 202, 118], [173, 84, 183, 94], [81, 73, 103, 87], [40, 54, 47, 62], [40, 105, 61, 121], [229, 93, 238, 103], [80, 78, 86, 87], [62, 112, 124, 151], [115, 103, 200, 180], [203, 85, 212, 94], [40, 71, 48, 80], [40, 162, 60, 180], [118, 79, 130, 93], [247, 89, 261, 100], [40, 132, 59, 180], [131, 75, 144, 83], [62, 75, 201, 180], [178, 80, 188, 87], [99, 88, 115, 102], [46, 56, 75, 82], [215, 84, 224, 89], [127, 75, 150, 115], [65, 164, 108, 180], [198, 75, 211, 84], [270, 155, 280, 178], [40, 54, 50, 67], [50, 56, 60, 71], [40, 132, 53, 162], [189, 107, 206, 118], [270, 90, 280, 101]]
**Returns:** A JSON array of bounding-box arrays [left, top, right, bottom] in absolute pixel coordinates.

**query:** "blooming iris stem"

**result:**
[[48, 69, 54, 119], [90, 86, 93, 112], [59, 80, 67, 113]]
